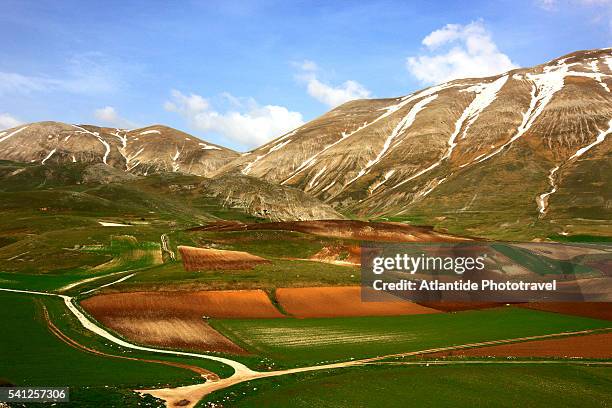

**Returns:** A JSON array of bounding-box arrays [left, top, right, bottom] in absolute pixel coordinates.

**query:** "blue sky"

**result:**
[[0, 0, 610, 151]]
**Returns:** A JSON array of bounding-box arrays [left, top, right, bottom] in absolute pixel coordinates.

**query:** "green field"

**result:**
[[211, 308, 611, 367], [201, 364, 612, 407], [0, 292, 200, 406]]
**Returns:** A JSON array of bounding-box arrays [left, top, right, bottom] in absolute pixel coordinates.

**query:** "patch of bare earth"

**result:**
[[428, 332, 612, 359], [178, 245, 269, 271], [311, 245, 361, 266], [276, 286, 440, 318], [81, 289, 284, 353]]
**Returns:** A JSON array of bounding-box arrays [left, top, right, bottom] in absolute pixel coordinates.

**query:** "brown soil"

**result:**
[[517, 302, 612, 321], [81, 289, 284, 352], [178, 245, 269, 271], [428, 332, 612, 359], [276, 286, 441, 318], [103, 316, 245, 354], [190, 220, 473, 242], [81, 290, 284, 319]]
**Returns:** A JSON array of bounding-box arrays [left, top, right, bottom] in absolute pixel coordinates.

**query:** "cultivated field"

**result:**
[[210, 307, 611, 367], [276, 286, 440, 318], [177, 245, 269, 271], [518, 302, 612, 321], [202, 365, 612, 408], [82, 289, 284, 318], [81, 289, 283, 352], [100, 316, 245, 353], [431, 332, 612, 358]]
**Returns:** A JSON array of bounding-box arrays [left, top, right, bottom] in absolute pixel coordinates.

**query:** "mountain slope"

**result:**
[[218, 48, 612, 238], [0, 122, 238, 177], [200, 172, 344, 221]]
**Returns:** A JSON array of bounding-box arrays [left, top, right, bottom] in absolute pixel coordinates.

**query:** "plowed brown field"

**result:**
[[103, 316, 245, 354], [178, 246, 269, 271], [81, 289, 284, 318], [518, 302, 612, 321], [81, 290, 284, 352], [428, 332, 612, 358], [276, 286, 440, 318]]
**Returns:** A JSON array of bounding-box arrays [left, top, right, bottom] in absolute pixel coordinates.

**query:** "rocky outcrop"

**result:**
[[200, 172, 344, 221]]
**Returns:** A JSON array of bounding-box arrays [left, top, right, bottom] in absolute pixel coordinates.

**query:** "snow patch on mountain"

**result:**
[[344, 94, 439, 189], [72, 125, 111, 165], [0, 126, 29, 143], [569, 119, 612, 160], [41, 148, 57, 165], [199, 142, 221, 150]]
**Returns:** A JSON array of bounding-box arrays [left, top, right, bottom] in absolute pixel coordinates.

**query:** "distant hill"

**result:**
[[0, 122, 238, 177]]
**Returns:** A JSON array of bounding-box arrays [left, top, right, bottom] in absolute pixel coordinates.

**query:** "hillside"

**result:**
[[218, 48, 612, 238]]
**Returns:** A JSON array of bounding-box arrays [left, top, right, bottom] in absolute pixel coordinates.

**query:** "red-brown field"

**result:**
[[191, 220, 471, 242], [518, 302, 612, 321], [101, 316, 245, 353], [178, 245, 270, 271], [81, 289, 284, 318], [429, 332, 612, 359], [276, 286, 441, 318], [81, 289, 284, 352]]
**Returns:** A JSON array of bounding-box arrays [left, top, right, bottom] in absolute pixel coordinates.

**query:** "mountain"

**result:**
[[0, 122, 238, 177], [218, 48, 612, 238], [1, 49, 610, 238]]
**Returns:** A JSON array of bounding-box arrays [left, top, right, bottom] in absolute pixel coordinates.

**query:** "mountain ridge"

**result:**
[[0, 121, 238, 178], [1, 47, 610, 238]]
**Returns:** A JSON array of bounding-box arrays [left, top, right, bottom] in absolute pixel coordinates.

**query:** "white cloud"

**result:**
[[306, 78, 371, 108], [406, 21, 518, 85], [164, 90, 304, 148], [0, 113, 23, 129], [295, 60, 371, 107], [0, 53, 124, 96], [93, 106, 136, 128]]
